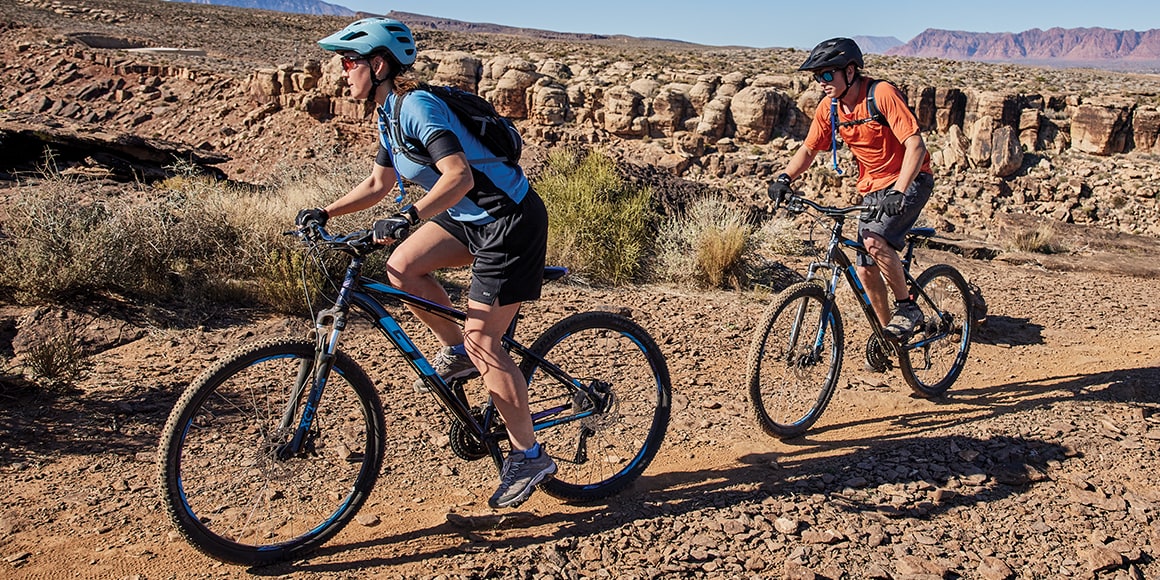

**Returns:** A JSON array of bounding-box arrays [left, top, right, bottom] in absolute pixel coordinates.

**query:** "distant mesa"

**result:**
[[887, 27, 1160, 70], [853, 35, 904, 54]]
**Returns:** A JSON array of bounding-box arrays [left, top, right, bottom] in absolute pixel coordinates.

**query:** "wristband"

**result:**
[[400, 204, 420, 226]]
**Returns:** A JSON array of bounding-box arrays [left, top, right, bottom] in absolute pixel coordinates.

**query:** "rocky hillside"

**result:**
[[889, 27, 1160, 70], [173, 0, 353, 17], [2, 0, 1160, 249]]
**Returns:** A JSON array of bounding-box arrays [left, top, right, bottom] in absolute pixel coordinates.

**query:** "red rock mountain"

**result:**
[[888, 27, 1160, 69]]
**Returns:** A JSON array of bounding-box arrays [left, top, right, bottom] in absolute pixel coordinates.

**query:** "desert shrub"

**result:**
[[1008, 223, 1067, 254], [534, 149, 655, 285], [656, 197, 760, 289], [23, 327, 88, 390], [0, 174, 193, 303]]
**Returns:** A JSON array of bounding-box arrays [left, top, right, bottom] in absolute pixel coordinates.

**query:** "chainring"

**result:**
[[865, 334, 893, 373], [449, 408, 490, 461]]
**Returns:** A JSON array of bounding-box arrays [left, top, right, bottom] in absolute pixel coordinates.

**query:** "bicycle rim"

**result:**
[[158, 338, 384, 565], [899, 264, 972, 397], [520, 312, 671, 502], [747, 282, 843, 439]]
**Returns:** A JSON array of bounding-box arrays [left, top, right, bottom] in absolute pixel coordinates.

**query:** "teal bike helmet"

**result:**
[[318, 17, 416, 68]]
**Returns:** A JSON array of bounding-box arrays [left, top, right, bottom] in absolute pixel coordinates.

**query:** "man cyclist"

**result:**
[[297, 17, 555, 509], [768, 37, 934, 343]]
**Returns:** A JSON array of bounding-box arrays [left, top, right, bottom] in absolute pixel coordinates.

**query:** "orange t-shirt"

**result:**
[[803, 78, 932, 193]]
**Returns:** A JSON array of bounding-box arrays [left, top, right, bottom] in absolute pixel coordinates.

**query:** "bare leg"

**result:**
[[386, 222, 472, 346], [859, 232, 911, 325], [857, 263, 892, 327], [463, 300, 536, 451]]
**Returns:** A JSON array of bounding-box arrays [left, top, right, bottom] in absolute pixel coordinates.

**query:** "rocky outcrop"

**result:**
[[1070, 97, 1134, 155]]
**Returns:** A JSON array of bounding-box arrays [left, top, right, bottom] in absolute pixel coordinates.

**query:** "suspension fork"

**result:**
[[276, 256, 363, 458]]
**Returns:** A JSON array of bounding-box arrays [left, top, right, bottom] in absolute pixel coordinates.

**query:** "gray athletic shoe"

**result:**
[[413, 346, 478, 393], [488, 447, 558, 509], [884, 301, 924, 340]]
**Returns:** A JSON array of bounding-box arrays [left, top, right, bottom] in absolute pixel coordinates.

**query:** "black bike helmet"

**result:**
[[798, 37, 864, 71]]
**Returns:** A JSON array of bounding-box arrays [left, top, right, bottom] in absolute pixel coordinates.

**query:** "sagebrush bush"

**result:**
[[23, 327, 88, 390], [656, 197, 759, 289], [1008, 224, 1066, 254], [534, 149, 655, 285]]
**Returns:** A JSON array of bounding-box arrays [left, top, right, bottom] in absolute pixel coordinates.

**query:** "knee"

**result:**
[[862, 233, 888, 254]]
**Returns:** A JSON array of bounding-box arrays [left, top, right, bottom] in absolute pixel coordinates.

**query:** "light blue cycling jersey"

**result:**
[[376, 90, 528, 225]]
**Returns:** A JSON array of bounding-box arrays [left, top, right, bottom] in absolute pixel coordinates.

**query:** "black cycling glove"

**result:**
[[295, 207, 329, 227], [767, 173, 793, 208], [878, 189, 905, 217], [372, 215, 411, 243]]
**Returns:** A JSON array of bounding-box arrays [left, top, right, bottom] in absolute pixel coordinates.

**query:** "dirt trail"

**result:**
[[2, 249, 1159, 579]]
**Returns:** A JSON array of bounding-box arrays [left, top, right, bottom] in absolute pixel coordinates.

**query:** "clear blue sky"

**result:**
[[337, 1, 1158, 49]]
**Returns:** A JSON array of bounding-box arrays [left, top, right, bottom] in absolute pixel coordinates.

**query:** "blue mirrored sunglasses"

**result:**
[[813, 69, 837, 83]]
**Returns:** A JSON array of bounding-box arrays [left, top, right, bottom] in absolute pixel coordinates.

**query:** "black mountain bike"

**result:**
[[747, 192, 973, 439], [156, 224, 672, 566]]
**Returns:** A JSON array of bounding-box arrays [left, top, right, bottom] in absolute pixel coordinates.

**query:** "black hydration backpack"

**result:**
[[838, 79, 915, 129], [389, 83, 522, 167]]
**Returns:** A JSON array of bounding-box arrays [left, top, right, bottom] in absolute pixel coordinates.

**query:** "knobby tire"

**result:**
[[157, 338, 385, 566]]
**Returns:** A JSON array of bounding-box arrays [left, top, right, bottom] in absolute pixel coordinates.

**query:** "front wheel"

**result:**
[[519, 311, 671, 502], [898, 264, 973, 397], [157, 338, 385, 566], [747, 282, 844, 439]]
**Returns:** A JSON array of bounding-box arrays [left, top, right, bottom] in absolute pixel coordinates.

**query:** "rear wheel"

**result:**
[[898, 264, 973, 397], [747, 282, 844, 439], [519, 312, 671, 502], [157, 338, 384, 566]]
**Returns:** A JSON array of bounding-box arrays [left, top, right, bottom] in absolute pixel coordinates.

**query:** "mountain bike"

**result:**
[[747, 192, 973, 439], [156, 223, 672, 566]]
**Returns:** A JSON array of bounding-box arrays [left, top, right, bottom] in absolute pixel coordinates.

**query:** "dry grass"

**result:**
[[656, 197, 759, 289], [1008, 223, 1067, 254]]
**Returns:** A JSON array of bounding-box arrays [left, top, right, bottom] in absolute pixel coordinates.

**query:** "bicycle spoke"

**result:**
[[747, 282, 843, 439]]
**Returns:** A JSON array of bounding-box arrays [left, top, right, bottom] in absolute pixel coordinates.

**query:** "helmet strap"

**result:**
[[836, 67, 859, 101], [366, 53, 398, 104]]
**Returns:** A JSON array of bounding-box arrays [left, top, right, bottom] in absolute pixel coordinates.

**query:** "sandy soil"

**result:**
[[2, 243, 1158, 579]]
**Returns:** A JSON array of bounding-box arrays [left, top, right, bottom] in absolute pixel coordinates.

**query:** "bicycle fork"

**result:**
[[275, 306, 346, 460]]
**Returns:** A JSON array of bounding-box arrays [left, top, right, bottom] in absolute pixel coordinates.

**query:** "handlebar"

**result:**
[[780, 192, 880, 222], [285, 223, 383, 256]]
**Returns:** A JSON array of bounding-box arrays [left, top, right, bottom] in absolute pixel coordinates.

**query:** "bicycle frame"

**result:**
[[793, 198, 951, 359], [280, 241, 604, 468]]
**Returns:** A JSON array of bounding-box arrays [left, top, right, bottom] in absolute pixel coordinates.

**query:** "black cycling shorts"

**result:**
[[857, 172, 934, 267], [430, 190, 548, 306]]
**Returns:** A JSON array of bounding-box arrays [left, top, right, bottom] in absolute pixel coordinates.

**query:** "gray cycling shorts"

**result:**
[[857, 172, 934, 267]]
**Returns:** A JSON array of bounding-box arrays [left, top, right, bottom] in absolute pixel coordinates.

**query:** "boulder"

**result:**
[[529, 78, 569, 126], [968, 115, 996, 167], [991, 125, 1024, 177], [1131, 108, 1160, 153], [695, 96, 731, 140], [688, 74, 719, 114], [935, 87, 966, 132], [602, 85, 646, 137], [488, 68, 540, 119], [649, 84, 694, 137], [730, 86, 790, 143], [430, 51, 482, 93], [1070, 97, 1133, 155]]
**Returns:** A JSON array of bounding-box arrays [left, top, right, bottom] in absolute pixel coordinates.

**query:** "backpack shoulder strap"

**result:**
[[866, 79, 887, 127], [389, 89, 435, 167]]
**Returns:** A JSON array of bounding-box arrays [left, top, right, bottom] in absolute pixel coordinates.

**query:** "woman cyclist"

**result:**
[[297, 17, 555, 509]]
